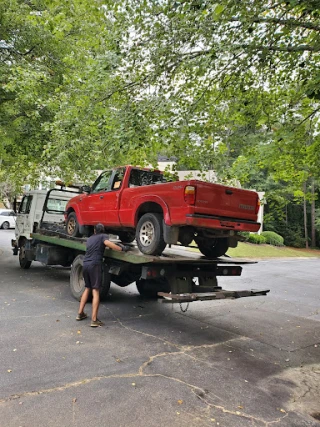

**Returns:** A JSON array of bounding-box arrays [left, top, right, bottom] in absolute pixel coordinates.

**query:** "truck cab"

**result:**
[[13, 188, 79, 256]]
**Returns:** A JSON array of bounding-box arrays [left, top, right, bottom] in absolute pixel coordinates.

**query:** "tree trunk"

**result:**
[[310, 179, 316, 248], [303, 182, 309, 249]]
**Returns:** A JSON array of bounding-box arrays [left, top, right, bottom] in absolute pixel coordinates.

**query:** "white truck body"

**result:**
[[15, 189, 79, 241]]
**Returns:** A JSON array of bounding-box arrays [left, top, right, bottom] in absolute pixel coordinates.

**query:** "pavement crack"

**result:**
[[190, 389, 289, 426], [106, 307, 181, 349], [0, 354, 290, 427]]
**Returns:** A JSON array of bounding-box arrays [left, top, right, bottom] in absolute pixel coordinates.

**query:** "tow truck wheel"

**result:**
[[136, 278, 170, 299], [136, 213, 166, 255], [19, 239, 32, 269], [1, 221, 10, 230], [66, 212, 81, 237], [70, 255, 111, 301], [118, 231, 135, 244], [196, 237, 229, 258]]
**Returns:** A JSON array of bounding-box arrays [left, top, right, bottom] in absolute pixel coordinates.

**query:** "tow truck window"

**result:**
[[46, 198, 69, 213], [19, 195, 33, 214]]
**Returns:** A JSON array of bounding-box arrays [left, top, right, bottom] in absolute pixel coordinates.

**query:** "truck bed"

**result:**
[[29, 229, 269, 303], [31, 230, 256, 266]]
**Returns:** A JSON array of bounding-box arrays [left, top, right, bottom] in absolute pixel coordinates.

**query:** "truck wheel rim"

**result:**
[[140, 221, 155, 246], [67, 218, 76, 234], [19, 245, 25, 260]]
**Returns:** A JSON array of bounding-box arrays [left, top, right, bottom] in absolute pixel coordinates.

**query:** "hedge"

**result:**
[[248, 234, 267, 244], [261, 231, 284, 246]]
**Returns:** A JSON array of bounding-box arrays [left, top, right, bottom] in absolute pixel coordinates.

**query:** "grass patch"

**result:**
[[227, 242, 320, 258]]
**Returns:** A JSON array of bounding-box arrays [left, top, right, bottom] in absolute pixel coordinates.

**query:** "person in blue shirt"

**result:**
[[76, 223, 130, 327]]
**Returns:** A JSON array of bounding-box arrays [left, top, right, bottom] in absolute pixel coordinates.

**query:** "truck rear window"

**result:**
[[129, 169, 166, 187]]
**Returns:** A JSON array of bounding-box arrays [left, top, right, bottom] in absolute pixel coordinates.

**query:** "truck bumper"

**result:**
[[185, 214, 260, 232], [159, 289, 269, 303]]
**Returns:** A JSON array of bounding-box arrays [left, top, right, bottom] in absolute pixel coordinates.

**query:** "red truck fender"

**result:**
[[130, 195, 172, 226], [65, 203, 84, 226]]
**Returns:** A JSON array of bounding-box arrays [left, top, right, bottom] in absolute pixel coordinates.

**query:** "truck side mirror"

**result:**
[[81, 185, 91, 194]]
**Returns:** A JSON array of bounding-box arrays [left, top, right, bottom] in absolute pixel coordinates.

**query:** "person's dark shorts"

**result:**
[[83, 263, 102, 290]]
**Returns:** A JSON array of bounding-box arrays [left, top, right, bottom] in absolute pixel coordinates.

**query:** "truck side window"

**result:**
[[129, 169, 165, 187], [91, 170, 113, 193], [111, 167, 126, 190], [19, 195, 33, 214]]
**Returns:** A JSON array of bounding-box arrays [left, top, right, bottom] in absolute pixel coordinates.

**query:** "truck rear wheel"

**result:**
[[196, 237, 229, 258], [136, 213, 166, 255], [136, 278, 170, 299], [70, 255, 111, 301], [19, 240, 32, 269], [66, 212, 81, 237]]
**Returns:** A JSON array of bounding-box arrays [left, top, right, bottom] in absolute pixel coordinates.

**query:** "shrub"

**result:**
[[238, 231, 250, 241], [281, 228, 306, 248], [248, 234, 267, 244], [261, 231, 284, 246]]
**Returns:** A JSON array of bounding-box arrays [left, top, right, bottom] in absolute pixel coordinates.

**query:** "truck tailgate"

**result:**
[[191, 180, 259, 220]]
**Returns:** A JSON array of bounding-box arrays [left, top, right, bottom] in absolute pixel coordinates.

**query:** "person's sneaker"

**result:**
[[91, 319, 104, 327], [76, 312, 87, 321]]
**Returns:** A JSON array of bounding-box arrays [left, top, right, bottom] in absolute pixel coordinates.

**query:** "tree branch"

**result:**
[[230, 16, 320, 32], [96, 76, 148, 103]]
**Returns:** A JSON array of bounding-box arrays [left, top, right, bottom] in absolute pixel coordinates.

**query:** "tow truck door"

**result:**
[[15, 193, 45, 240]]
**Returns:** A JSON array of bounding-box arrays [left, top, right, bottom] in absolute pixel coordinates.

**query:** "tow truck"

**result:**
[[12, 187, 269, 304]]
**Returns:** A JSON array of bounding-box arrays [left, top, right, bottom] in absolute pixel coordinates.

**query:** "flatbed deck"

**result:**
[[31, 230, 256, 265]]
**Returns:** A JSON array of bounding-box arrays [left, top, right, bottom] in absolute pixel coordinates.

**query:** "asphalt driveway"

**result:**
[[0, 229, 319, 427]]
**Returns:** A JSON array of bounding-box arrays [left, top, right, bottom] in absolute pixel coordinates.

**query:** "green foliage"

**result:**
[[278, 225, 307, 248], [238, 231, 250, 241], [248, 234, 267, 245], [261, 231, 284, 246], [0, 0, 320, 248]]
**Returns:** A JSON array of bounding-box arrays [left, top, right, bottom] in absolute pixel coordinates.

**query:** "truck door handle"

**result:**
[[225, 189, 233, 195], [100, 195, 104, 199]]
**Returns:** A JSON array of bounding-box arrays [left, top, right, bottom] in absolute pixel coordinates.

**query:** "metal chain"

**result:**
[[179, 302, 190, 313]]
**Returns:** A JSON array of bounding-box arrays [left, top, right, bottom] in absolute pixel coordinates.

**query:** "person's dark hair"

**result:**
[[94, 223, 105, 234]]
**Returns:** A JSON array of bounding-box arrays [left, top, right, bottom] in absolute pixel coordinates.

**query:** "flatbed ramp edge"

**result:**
[[30, 231, 270, 303]]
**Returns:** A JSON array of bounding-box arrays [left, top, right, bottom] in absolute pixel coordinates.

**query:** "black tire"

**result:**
[[19, 240, 32, 269], [66, 212, 81, 237], [136, 278, 170, 299], [117, 231, 135, 243], [100, 264, 111, 300], [1, 221, 10, 230], [136, 213, 166, 255], [196, 237, 229, 258], [70, 255, 111, 301]]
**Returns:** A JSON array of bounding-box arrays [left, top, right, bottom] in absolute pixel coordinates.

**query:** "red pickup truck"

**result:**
[[64, 166, 260, 257]]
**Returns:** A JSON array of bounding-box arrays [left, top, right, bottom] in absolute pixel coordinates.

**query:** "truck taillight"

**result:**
[[184, 185, 196, 205], [255, 197, 261, 215]]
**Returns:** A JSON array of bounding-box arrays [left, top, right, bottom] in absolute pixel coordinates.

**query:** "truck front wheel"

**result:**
[[196, 237, 229, 258], [70, 255, 111, 301], [136, 213, 166, 256], [19, 239, 32, 269], [66, 212, 81, 237]]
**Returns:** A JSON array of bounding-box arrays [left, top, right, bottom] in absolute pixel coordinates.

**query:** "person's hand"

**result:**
[[118, 243, 131, 252]]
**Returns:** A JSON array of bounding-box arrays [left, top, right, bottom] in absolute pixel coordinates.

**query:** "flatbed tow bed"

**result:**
[[24, 230, 270, 303]]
